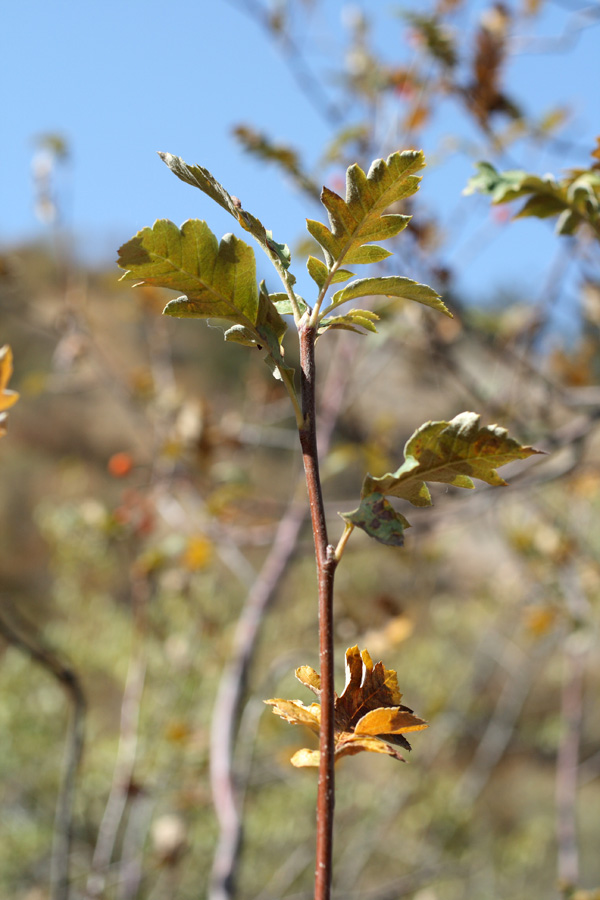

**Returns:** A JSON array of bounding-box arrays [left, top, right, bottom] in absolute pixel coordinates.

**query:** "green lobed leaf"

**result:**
[[567, 173, 600, 214], [306, 150, 424, 267], [362, 412, 544, 508], [158, 152, 292, 269], [117, 219, 259, 326], [340, 493, 409, 546], [328, 275, 451, 318]]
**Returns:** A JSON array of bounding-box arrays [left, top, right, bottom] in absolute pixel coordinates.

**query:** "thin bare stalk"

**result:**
[[86, 576, 148, 899], [298, 324, 337, 900], [209, 493, 306, 900], [556, 565, 589, 891], [556, 645, 584, 890], [0, 605, 86, 900]]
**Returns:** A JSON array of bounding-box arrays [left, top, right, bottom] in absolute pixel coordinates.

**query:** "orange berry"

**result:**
[[108, 452, 134, 478]]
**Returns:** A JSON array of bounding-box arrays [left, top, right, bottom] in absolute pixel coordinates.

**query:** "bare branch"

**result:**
[[85, 576, 149, 899]]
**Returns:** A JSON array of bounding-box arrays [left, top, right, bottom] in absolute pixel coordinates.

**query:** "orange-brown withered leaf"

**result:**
[[0, 345, 19, 438], [266, 645, 428, 767]]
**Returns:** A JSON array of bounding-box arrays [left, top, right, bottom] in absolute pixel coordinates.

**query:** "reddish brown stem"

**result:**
[[298, 324, 337, 900]]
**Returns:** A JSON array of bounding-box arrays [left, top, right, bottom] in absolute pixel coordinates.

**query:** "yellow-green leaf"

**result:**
[[117, 219, 259, 327], [306, 150, 424, 267], [363, 411, 543, 508], [328, 275, 451, 318]]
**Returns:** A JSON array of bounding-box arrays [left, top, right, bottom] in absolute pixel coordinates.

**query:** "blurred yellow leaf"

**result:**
[[363, 614, 414, 655], [0, 345, 19, 413], [523, 0, 543, 15], [570, 470, 600, 497], [165, 720, 192, 743], [182, 535, 213, 571], [403, 103, 429, 133], [524, 604, 558, 637]]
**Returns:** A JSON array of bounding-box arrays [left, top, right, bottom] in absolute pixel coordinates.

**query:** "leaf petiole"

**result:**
[[333, 522, 354, 562]]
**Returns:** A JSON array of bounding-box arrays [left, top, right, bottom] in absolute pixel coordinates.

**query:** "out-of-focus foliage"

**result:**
[[2, 228, 599, 898], [2, 1, 600, 899], [465, 143, 600, 238]]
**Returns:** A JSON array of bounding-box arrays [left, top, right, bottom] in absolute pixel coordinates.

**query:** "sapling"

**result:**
[[117, 149, 540, 900]]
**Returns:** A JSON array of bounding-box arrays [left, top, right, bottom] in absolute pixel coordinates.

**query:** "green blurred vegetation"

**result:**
[[1, 228, 599, 898]]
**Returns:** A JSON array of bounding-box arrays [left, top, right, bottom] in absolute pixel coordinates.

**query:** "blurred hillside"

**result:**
[[1, 229, 599, 900]]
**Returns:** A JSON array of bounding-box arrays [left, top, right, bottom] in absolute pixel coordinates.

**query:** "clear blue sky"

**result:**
[[3, 0, 599, 311]]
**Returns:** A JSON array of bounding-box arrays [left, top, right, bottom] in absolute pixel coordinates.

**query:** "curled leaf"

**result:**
[[342, 413, 544, 544], [158, 152, 292, 268], [328, 275, 451, 318], [362, 411, 544, 508], [266, 646, 427, 767], [340, 493, 409, 546], [319, 309, 380, 336]]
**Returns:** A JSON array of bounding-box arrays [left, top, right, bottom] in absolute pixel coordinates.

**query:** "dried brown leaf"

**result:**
[[266, 646, 428, 767], [0, 345, 19, 438]]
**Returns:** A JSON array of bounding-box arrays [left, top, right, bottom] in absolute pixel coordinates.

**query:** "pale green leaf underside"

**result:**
[[319, 309, 379, 335], [269, 293, 309, 316], [329, 276, 451, 318], [117, 218, 258, 326], [363, 411, 543, 508], [307, 150, 425, 267]]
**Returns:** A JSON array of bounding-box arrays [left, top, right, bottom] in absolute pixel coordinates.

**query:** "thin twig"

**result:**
[[0, 604, 86, 900], [453, 640, 544, 807], [555, 565, 590, 890], [85, 576, 149, 898], [556, 645, 585, 889], [209, 493, 307, 900]]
